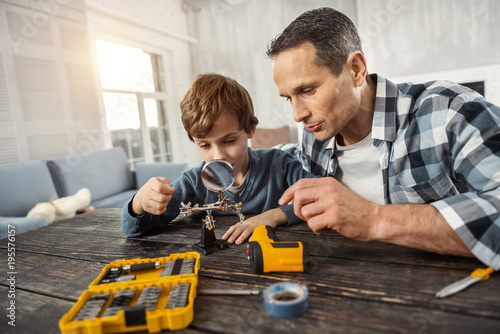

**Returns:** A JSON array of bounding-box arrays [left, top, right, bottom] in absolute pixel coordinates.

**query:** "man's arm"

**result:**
[[375, 202, 473, 257], [279, 177, 473, 257]]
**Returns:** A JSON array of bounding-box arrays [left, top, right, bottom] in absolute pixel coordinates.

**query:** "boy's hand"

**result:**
[[131, 177, 175, 216], [222, 208, 286, 245]]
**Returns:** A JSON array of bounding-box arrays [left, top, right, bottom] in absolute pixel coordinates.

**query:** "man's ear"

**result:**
[[247, 124, 257, 139], [347, 52, 368, 86]]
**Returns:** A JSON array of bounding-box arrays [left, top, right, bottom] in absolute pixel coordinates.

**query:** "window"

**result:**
[[95, 40, 172, 167]]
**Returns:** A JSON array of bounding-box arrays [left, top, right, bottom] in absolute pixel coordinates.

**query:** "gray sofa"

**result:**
[[0, 147, 188, 239]]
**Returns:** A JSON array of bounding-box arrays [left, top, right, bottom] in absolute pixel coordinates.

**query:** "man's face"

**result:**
[[272, 42, 361, 142], [193, 114, 254, 186]]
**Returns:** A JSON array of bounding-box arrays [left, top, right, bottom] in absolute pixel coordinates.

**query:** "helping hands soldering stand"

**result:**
[[179, 160, 245, 255], [180, 194, 244, 255]]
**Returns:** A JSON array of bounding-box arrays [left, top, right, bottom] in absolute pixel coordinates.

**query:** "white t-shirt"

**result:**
[[334, 133, 385, 205]]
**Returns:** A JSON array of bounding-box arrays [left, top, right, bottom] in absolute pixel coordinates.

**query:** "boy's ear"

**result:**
[[247, 124, 257, 139]]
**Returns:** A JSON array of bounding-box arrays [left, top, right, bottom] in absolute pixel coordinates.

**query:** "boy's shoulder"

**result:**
[[172, 161, 204, 184], [249, 147, 295, 163]]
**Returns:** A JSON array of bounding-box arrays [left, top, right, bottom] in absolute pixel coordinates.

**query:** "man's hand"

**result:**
[[279, 177, 379, 241], [279, 177, 473, 257], [132, 177, 175, 216]]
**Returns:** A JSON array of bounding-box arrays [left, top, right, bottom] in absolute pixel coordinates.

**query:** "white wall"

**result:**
[[358, 0, 500, 77], [357, 0, 500, 114]]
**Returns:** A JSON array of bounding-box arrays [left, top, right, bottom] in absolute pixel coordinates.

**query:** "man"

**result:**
[[267, 7, 500, 269]]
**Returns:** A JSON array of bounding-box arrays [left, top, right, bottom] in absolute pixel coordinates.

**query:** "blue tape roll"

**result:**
[[263, 282, 308, 318]]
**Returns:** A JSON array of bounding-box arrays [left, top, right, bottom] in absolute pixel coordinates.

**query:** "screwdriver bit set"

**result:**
[[59, 252, 200, 333]]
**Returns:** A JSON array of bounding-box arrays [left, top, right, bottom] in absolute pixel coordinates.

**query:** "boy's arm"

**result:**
[[121, 173, 195, 237], [279, 204, 305, 225], [121, 195, 160, 237], [132, 177, 175, 216], [221, 208, 287, 245], [121, 177, 176, 237]]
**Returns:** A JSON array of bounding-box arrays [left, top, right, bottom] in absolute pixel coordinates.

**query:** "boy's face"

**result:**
[[193, 114, 255, 186]]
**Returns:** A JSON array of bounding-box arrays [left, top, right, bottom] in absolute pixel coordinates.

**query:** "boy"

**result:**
[[121, 73, 316, 244]]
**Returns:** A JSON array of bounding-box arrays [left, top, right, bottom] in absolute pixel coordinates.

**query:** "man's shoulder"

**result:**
[[398, 80, 480, 102]]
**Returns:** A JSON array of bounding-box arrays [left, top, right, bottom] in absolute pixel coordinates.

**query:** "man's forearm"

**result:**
[[373, 203, 473, 257]]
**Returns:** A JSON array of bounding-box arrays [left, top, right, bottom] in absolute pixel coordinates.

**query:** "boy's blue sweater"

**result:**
[[121, 148, 316, 237]]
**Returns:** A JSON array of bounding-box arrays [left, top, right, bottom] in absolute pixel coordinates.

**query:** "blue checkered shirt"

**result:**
[[280, 74, 500, 269]]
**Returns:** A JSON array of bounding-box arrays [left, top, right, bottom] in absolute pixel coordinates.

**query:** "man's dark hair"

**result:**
[[266, 7, 363, 76]]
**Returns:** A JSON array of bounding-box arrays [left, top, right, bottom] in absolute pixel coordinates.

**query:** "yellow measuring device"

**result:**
[[247, 225, 309, 273]]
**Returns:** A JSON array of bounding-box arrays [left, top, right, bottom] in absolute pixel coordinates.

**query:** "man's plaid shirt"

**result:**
[[281, 74, 500, 269]]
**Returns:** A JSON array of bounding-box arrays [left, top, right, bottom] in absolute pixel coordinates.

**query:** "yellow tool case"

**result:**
[[59, 252, 200, 334]]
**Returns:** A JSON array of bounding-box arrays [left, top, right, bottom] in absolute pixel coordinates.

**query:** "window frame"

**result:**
[[89, 32, 180, 168]]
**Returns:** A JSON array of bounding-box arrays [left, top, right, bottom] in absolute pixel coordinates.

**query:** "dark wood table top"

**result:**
[[1, 208, 499, 333]]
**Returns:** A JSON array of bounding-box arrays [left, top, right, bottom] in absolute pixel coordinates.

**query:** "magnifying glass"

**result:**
[[201, 160, 234, 193]]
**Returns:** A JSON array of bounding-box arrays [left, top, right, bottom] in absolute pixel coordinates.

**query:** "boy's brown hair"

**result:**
[[180, 73, 258, 141]]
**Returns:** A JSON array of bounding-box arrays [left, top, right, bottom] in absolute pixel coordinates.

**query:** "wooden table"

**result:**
[[1, 208, 499, 333]]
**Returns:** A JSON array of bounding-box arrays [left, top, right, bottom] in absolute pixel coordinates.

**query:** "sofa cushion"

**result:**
[[0, 159, 58, 217], [135, 162, 188, 188], [47, 147, 135, 202], [90, 189, 137, 209], [0, 216, 48, 240]]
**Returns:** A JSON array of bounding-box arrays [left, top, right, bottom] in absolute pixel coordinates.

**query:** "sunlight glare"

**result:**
[[144, 98, 159, 127], [96, 40, 155, 93]]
